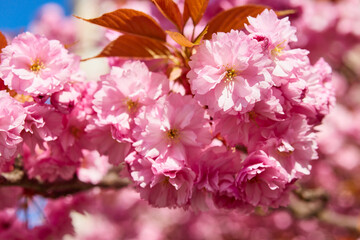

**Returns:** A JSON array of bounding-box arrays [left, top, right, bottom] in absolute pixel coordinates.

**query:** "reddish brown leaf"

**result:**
[[75, 9, 166, 41], [0, 31, 8, 54], [185, 0, 210, 25], [88, 35, 171, 60], [166, 31, 194, 47], [183, 3, 190, 27], [203, 5, 270, 39], [152, 0, 183, 32]]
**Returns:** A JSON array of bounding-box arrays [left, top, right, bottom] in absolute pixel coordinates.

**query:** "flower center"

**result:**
[[271, 41, 286, 57], [276, 141, 295, 157], [126, 99, 139, 113], [235, 144, 248, 154], [70, 126, 83, 139], [167, 128, 179, 140], [30, 59, 44, 74], [249, 111, 257, 120], [253, 35, 270, 51], [224, 69, 236, 83], [14, 94, 34, 103], [277, 150, 294, 157]]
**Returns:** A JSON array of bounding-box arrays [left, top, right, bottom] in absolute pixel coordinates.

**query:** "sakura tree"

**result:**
[[0, 0, 359, 239]]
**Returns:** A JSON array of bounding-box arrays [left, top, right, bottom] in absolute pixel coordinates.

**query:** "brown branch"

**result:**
[[289, 187, 360, 235], [318, 210, 360, 233], [0, 168, 131, 198]]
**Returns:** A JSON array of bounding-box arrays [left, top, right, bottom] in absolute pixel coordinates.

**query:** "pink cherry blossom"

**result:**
[[189, 142, 246, 210], [0, 32, 79, 96], [22, 102, 63, 150], [188, 30, 273, 114], [254, 115, 318, 179], [23, 141, 79, 182], [92, 61, 169, 135], [236, 151, 290, 207], [0, 91, 26, 171], [126, 151, 195, 208], [77, 149, 111, 184], [132, 93, 212, 161], [85, 123, 131, 165], [299, 58, 335, 124], [69, 81, 99, 122], [245, 9, 297, 55], [50, 83, 82, 114]]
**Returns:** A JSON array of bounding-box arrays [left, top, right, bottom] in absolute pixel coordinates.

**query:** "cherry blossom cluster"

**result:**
[[0, 9, 334, 211], [203, 0, 360, 66], [0, 31, 110, 184], [124, 10, 333, 209]]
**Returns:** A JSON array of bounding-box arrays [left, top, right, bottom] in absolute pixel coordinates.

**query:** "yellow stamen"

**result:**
[[126, 99, 139, 113], [30, 59, 44, 74], [70, 126, 82, 139], [167, 128, 179, 140], [249, 111, 257, 120], [277, 150, 294, 157], [224, 69, 236, 83], [14, 94, 33, 103], [271, 41, 286, 57], [235, 144, 248, 154]]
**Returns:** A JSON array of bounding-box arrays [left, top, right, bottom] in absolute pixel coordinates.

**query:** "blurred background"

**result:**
[[0, 0, 72, 31]]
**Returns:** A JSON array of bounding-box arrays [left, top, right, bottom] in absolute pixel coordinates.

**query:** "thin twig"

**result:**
[[289, 188, 360, 235], [0, 169, 130, 198]]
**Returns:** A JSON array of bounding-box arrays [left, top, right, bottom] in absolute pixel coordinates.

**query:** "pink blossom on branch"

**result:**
[[0, 3, 339, 234], [23, 141, 79, 182], [0, 91, 26, 171], [126, 151, 196, 208], [188, 30, 273, 115], [0, 32, 80, 97], [92, 60, 169, 138], [254, 115, 318, 180], [245, 9, 297, 55], [132, 93, 212, 162], [77, 149, 111, 184], [236, 150, 290, 208]]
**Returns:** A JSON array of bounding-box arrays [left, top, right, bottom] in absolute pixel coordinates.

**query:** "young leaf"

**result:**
[[166, 31, 194, 47], [0, 31, 7, 53], [185, 0, 210, 25], [89, 35, 171, 60], [276, 9, 296, 17], [193, 25, 208, 45], [75, 9, 166, 41], [152, 0, 183, 32], [203, 5, 269, 39]]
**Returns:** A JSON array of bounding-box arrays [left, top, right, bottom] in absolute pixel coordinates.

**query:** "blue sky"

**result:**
[[0, 0, 72, 32]]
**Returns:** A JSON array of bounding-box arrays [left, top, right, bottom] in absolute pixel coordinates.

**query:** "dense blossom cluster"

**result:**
[[0, 0, 360, 240], [0, 91, 26, 171], [0, 32, 80, 97], [0, 8, 333, 213], [2, 0, 360, 238]]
